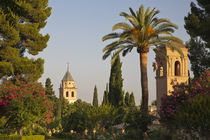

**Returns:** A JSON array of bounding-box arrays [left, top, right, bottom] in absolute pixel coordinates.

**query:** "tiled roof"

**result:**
[[62, 69, 74, 81]]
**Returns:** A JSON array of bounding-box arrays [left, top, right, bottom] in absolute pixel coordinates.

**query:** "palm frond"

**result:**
[[151, 18, 172, 27], [112, 23, 132, 31], [118, 31, 132, 42], [149, 9, 160, 22], [129, 7, 136, 18], [120, 12, 139, 27], [139, 5, 145, 27], [103, 40, 129, 52], [155, 28, 175, 34], [158, 36, 183, 44], [122, 45, 134, 56], [102, 33, 119, 42], [155, 23, 178, 31], [146, 8, 159, 26], [111, 47, 125, 64]]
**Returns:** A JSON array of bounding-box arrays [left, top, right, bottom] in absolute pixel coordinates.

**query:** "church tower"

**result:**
[[155, 42, 189, 110], [59, 66, 77, 103]]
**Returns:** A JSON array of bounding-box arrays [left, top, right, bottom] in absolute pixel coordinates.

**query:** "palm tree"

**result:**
[[102, 5, 183, 113]]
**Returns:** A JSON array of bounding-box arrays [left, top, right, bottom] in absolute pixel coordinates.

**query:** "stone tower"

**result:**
[[155, 42, 189, 110], [59, 66, 77, 103]]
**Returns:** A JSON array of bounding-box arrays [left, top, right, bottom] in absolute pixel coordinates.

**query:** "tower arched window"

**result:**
[[175, 61, 181, 76], [66, 91, 69, 97], [71, 92, 74, 97], [160, 66, 163, 77]]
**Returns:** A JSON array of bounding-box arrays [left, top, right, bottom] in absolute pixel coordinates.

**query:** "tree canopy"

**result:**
[[184, 1, 210, 77], [0, 0, 51, 80]]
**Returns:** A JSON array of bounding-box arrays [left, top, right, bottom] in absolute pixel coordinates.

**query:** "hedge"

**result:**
[[0, 135, 45, 140]]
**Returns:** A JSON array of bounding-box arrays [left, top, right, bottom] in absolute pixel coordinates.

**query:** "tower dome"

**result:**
[[62, 69, 74, 81]]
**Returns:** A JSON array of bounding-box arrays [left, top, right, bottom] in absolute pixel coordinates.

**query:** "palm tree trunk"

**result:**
[[140, 52, 148, 113]]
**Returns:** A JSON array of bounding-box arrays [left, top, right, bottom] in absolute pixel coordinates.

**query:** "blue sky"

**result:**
[[38, 0, 195, 105]]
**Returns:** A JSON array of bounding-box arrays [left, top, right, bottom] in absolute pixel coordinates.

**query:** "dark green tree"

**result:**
[[108, 55, 124, 107], [63, 100, 93, 133], [45, 78, 55, 96], [184, 1, 210, 77], [0, 0, 51, 80], [102, 83, 109, 105], [129, 92, 136, 107], [125, 92, 130, 106], [102, 5, 183, 113], [92, 85, 98, 107], [151, 100, 157, 106]]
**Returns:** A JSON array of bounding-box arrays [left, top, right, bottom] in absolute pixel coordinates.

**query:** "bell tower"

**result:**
[[155, 42, 189, 110], [59, 65, 77, 104]]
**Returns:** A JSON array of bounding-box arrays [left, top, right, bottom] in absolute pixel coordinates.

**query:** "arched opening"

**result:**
[[160, 66, 163, 77], [66, 91, 69, 97], [175, 61, 181, 76], [71, 91, 74, 97]]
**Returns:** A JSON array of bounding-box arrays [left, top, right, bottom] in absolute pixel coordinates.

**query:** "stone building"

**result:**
[[155, 41, 189, 110], [59, 67, 77, 103]]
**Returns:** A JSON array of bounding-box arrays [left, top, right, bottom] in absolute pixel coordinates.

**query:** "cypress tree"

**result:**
[[108, 55, 124, 107], [129, 92, 136, 107], [125, 92, 130, 106], [0, 0, 51, 80], [92, 85, 98, 107], [184, 1, 210, 77], [57, 98, 62, 120], [102, 83, 109, 105], [45, 78, 55, 95]]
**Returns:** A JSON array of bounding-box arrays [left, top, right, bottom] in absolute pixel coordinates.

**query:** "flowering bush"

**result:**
[[0, 76, 53, 133], [176, 94, 210, 138], [160, 71, 210, 137]]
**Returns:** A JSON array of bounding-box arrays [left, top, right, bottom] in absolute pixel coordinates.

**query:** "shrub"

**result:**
[[0, 135, 44, 140], [176, 94, 210, 138], [125, 109, 154, 140], [0, 76, 53, 134]]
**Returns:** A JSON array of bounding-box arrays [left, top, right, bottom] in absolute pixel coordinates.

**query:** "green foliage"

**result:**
[[92, 85, 98, 107], [108, 55, 124, 107], [56, 98, 62, 120], [62, 100, 93, 133], [151, 100, 157, 106], [44, 77, 59, 119], [102, 83, 109, 105], [129, 92, 135, 107], [0, 76, 53, 134], [125, 109, 154, 140], [0, 135, 22, 140], [176, 94, 210, 138], [184, 1, 210, 77], [124, 92, 130, 106], [97, 105, 117, 129], [22, 135, 45, 140], [0, 0, 51, 80], [0, 135, 45, 140], [45, 78, 55, 96]]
